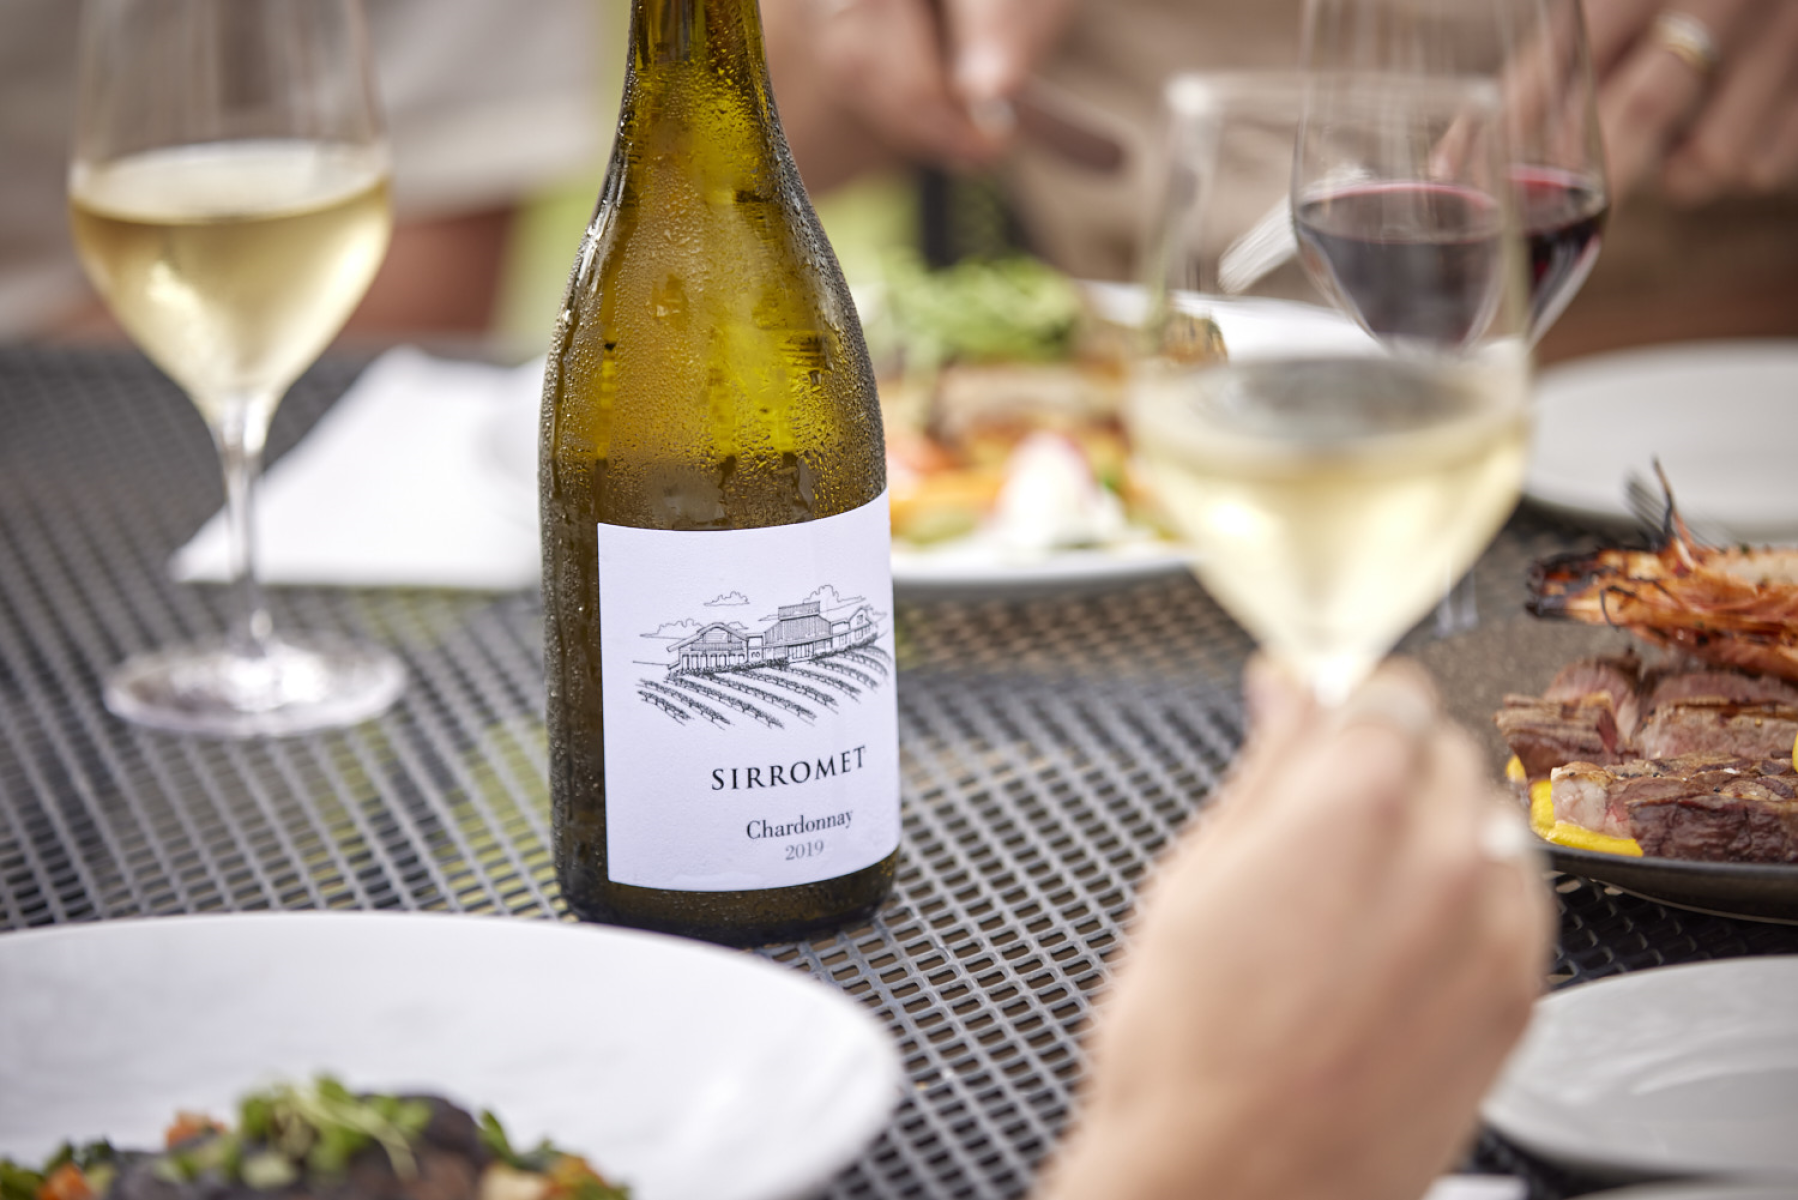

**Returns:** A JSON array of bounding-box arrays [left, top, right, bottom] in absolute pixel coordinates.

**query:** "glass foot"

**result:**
[[104, 632, 405, 737]]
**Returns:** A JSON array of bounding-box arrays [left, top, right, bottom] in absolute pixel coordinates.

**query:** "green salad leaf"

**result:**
[[878, 253, 1084, 370]]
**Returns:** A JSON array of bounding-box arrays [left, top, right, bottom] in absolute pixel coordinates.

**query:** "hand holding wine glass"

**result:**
[[69, 0, 403, 736]]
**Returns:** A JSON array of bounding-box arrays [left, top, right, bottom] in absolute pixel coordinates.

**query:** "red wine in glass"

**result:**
[[1294, 181, 1504, 347], [1296, 171, 1607, 347], [1514, 164, 1607, 338]]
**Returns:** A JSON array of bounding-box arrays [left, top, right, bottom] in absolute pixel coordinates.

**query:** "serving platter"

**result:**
[[0, 912, 902, 1200], [1415, 615, 1798, 926], [1483, 957, 1798, 1182], [1543, 845, 1798, 926]]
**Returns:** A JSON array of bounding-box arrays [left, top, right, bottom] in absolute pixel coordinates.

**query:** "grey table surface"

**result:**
[[4, 345, 1796, 1200]]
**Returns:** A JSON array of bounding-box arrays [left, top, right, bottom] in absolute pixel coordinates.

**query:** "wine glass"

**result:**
[[1302, 0, 1609, 343], [1132, 72, 1532, 703], [70, 0, 404, 736]]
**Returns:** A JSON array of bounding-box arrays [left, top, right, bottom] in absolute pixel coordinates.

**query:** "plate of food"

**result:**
[[1482, 956, 1798, 1181], [0, 912, 903, 1200], [1524, 340, 1798, 542], [1485, 500, 1798, 922], [870, 260, 1184, 594], [875, 264, 1376, 594]]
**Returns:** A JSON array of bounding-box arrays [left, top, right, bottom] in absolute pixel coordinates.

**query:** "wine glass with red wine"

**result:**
[[1293, 73, 1518, 352], [1300, 0, 1608, 344]]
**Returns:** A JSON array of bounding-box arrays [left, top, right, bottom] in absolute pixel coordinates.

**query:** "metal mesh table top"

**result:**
[[4, 344, 1797, 1200]]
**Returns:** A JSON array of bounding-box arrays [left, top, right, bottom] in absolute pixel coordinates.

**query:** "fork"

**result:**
[[1217, 199, 1297, 295], [1216, 168, 1370, 296]]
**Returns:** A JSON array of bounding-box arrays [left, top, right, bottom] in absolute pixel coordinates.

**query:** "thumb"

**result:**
[[1242, 654, 1314, 755]]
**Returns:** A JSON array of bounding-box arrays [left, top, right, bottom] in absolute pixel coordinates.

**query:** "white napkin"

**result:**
[[173, 347, 544, 591]]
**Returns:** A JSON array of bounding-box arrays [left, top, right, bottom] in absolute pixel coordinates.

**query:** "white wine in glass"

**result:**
[[1131, 73, 1532, 703], [69, 0, 403, 737]]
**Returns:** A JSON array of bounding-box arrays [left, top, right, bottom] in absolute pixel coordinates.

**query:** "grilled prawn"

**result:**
[[1528, 482, 1798, 683]]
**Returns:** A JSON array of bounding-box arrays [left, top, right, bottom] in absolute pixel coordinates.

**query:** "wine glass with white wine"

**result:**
[[1131, 72, 1532, 703], [69, 0, 403, 736]]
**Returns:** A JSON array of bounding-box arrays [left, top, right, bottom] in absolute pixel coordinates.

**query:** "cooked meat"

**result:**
[[1548, 755, 1798, 863], [1634, 700, 1798, 760], [1644, 669, 1798, 710], [1628, 759, 1798, 863], [1547, 755, 1741, 837], [1495, 695, 1625, 780], [1526, 513, 1798, 683], [1542, 652, 1649, 740], [1550, 759, 1656, 837], [1497, 656, 1798, 779]]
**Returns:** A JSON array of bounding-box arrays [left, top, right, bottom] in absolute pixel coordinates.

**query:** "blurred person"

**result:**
[[1037, 659, 1554, 1200], [763, 0, 1798, 360], [1564, 0, 1798, 357], [1588, 0, 1798, 203], [0, 0, 605, 344]]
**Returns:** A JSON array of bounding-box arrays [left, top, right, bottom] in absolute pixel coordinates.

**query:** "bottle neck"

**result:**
[[623, 0, 781, 143]]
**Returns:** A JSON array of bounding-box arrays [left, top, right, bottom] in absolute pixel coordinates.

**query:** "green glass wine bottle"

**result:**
[[541, 0, 899, 945]]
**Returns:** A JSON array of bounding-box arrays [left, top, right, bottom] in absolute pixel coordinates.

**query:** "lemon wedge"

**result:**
[[1529, 780, 1555, 838], [1544, 822, 1644, 857]]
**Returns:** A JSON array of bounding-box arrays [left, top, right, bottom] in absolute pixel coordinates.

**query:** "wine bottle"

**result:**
[[540, 0, 899, 945]]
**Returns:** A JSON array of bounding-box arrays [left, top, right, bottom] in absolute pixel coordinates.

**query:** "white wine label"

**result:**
[[596, 493, 900, 891]]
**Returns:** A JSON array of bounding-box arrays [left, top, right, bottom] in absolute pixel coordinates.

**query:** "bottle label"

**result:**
[[596, 493, 901, 891]]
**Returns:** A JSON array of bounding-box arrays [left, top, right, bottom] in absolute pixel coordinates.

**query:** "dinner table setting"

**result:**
[[6, 0, 1798, 1198], [8, 339, 1798, 1200]]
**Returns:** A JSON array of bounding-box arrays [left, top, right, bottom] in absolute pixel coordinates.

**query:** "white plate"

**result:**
[[0, 912, 902, 1200], [1482, 957, 1798, 1182], [891, 536, 1194, 596], [1526, 341, 1798, 542], [1581, 1186, 1798, 1200]]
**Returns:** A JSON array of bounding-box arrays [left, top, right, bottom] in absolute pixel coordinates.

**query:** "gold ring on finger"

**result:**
[[1651, 11, 1722, 79]]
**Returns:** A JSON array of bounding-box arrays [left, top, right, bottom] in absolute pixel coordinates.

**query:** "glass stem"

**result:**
[[212, 392, 279, 659], [1307, 651, 1376, 708]]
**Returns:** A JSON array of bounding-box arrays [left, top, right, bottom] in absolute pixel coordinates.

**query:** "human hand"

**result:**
[[808, 0, 1081, 168], [1038, 660, 1554, 1200], [1587, 0, 1798, 202]]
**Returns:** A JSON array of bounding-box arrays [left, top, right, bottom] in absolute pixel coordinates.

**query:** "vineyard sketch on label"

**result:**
[[635, 585, 890, 729]]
